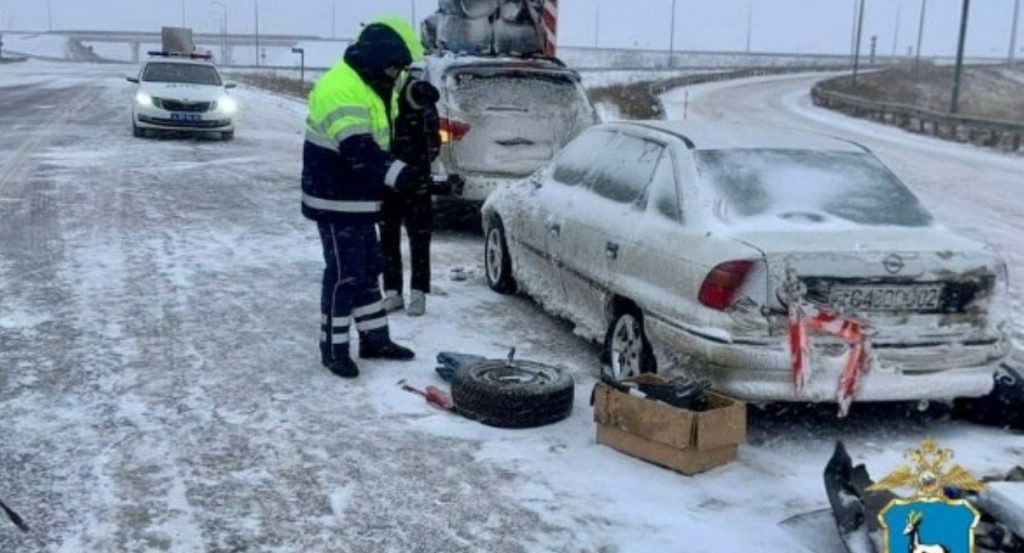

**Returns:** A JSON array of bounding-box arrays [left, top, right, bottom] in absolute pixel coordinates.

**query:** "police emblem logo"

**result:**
[[870, 438, 985, 553]]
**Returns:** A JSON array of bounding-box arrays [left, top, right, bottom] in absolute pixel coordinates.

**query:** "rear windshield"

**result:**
[[696, 149, 933, 227], [143, 63, 222, 86], [450, 70, 588, 114]]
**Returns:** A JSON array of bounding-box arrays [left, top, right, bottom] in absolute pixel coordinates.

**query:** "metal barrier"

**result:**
[[812, 75, 1024, 154], [647, 65, 850, 95]]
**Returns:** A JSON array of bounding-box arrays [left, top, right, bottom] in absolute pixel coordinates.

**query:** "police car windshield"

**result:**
[[143, 62, 222, 86]]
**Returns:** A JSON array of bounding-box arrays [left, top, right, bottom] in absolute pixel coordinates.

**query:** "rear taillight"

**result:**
[[699, 260, 755, 310], [439, 118, 471, 143]]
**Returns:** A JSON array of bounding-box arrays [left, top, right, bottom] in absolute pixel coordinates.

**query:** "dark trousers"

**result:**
[[317, 222, 390, 362], [381, 192, 433, 294]]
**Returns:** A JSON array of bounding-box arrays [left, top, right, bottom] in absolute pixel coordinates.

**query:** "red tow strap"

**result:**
[[787, 301, 871, 417]]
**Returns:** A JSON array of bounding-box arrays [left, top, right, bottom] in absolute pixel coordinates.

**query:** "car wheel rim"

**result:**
[[610, 314, 643, 379], [486, 228, 503, 284]]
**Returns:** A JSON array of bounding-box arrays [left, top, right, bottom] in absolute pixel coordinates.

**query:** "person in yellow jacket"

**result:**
[[301, 17, 425, 378]]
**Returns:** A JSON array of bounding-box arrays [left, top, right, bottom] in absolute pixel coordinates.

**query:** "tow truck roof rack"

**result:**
[[147, 50, 213, 60]]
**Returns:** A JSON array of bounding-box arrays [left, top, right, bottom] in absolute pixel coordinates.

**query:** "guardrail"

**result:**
[[811, 75, 1024, 154], [649, 65, 851, 95]]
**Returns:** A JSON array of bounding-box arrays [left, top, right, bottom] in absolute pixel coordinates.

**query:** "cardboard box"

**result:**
[[593, 374, 746, 475]]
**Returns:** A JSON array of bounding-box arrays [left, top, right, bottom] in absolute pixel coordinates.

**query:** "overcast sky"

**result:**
[[0, 0, 1021, 57]]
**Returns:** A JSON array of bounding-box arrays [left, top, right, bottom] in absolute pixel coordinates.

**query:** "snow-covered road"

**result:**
[[1, 62, 1022, 553]]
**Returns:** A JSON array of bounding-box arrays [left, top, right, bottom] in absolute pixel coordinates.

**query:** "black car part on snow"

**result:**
[[450, 356, 574, 429], [807, 441, 1024, 553], [435, 351, 487, 382], [598, 376, 711, 411], [0, 498, 28, 532], [953, 363, 1024, 430]]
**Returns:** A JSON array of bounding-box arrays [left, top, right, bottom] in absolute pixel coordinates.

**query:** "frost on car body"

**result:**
[[415, 54, 596, 204], [483, 121, 1010, 403]]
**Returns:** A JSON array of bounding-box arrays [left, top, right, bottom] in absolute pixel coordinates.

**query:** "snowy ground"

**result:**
[[1, 61, 1023, 553]]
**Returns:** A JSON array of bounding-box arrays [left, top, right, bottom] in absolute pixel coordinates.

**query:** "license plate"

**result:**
[[828, 284, 943, 312], [170, 112, 201, 122]]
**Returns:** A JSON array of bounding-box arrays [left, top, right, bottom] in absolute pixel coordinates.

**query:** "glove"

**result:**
[[428, 174, 465, 196], [393, 162, 430, 194], [404, 80, 441, 110]]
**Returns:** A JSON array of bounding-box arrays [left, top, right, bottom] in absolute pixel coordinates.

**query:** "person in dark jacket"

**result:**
[[301, 16, 425, 378], [381, 78, 442, 316]]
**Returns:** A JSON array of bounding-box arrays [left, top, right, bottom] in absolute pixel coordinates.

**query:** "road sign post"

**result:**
[[292, 47, 305, 84]]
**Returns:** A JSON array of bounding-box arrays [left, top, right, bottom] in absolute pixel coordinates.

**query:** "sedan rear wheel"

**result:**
[[484, 219, 516, 294], [603, 309, 656, 380]]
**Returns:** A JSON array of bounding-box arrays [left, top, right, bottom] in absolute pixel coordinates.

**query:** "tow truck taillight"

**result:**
[[699, 260, 755, 310], [440, 118, 471, 143]]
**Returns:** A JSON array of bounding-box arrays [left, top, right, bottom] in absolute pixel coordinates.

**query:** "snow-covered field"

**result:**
[[1, 61, 1023, 552]]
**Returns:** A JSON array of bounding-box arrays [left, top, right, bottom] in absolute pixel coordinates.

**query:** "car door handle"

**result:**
[[605, 242, 619, 259], [546, 222, 561, 236]]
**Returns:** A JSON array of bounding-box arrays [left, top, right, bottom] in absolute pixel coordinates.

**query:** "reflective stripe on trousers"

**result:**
[[318, 222, 390, 362]]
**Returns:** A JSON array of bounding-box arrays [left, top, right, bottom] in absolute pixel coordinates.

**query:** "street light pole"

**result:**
[[1010, 0, 1021, 66], [254, 0, 260, 66], [331, 1, 336, 39], [914, 0, 927, 73], [594, 0, 600, 48], [745, 3, 752, 53], [47, 0, 53, 32], [669, 0, 676, 65], [950, 0, 970, 114], [212, 1, 227, 65], [852, 0, 866, 87], [890, 3, 900, 57], [182, 0, 187, 27], [850, 0, 859, 59], [411, 0, 417, 26]]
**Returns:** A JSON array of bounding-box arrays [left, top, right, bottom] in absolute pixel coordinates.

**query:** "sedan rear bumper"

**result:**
[[646, 316, 1008, 402], [441, 173, 524, 203]]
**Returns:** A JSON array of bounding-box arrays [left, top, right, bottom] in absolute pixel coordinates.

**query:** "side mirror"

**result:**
[[126, 77, 139, 84], [224, 83, 237, 89]]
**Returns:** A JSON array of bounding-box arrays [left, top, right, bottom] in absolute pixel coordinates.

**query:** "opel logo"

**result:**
[[883, 254, 904, 275]]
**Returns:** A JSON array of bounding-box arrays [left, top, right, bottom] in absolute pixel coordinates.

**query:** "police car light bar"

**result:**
[[147, 51, 213, 60]]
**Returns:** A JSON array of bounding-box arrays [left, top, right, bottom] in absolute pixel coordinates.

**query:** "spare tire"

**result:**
[[451, 360, 574, 428]]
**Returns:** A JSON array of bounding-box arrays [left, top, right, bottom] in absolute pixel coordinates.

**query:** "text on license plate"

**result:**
[[170, 112, 201, 122], [828, 284, 943, 312]]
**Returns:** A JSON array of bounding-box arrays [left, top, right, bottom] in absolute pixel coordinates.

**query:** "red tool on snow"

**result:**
[[397, 379, 456, 412]]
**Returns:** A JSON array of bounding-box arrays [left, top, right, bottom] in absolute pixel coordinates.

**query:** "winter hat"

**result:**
[[346, 16, 424, 75]]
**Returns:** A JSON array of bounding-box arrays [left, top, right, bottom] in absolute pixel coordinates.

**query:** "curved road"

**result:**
[[663, 72, 1024, 339]]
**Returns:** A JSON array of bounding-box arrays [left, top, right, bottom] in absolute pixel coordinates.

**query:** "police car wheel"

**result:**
[[221, 131, 234, 141], [132, 123, 144, 138]]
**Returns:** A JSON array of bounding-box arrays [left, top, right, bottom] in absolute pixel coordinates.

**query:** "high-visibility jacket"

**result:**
[[301, 16, 423, 225]]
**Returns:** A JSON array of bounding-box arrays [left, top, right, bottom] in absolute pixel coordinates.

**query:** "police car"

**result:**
[[127, 52, 237, 140]]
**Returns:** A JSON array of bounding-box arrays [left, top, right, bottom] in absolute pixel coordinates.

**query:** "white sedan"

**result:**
[[127, 55, 238, 140], [481, 121, 1011, 403]]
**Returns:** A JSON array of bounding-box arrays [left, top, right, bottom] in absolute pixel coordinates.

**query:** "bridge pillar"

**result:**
[[225, 45, 233, 65], [131, 41, 140, 63]]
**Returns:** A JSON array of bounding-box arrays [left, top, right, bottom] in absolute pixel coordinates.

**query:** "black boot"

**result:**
[[360, 341, 415, 361], [324, 357, 360, 378]]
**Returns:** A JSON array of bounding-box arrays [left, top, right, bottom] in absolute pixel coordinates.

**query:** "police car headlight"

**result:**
[[218, 96, 238, 115], [134, 91, 154, 107]]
